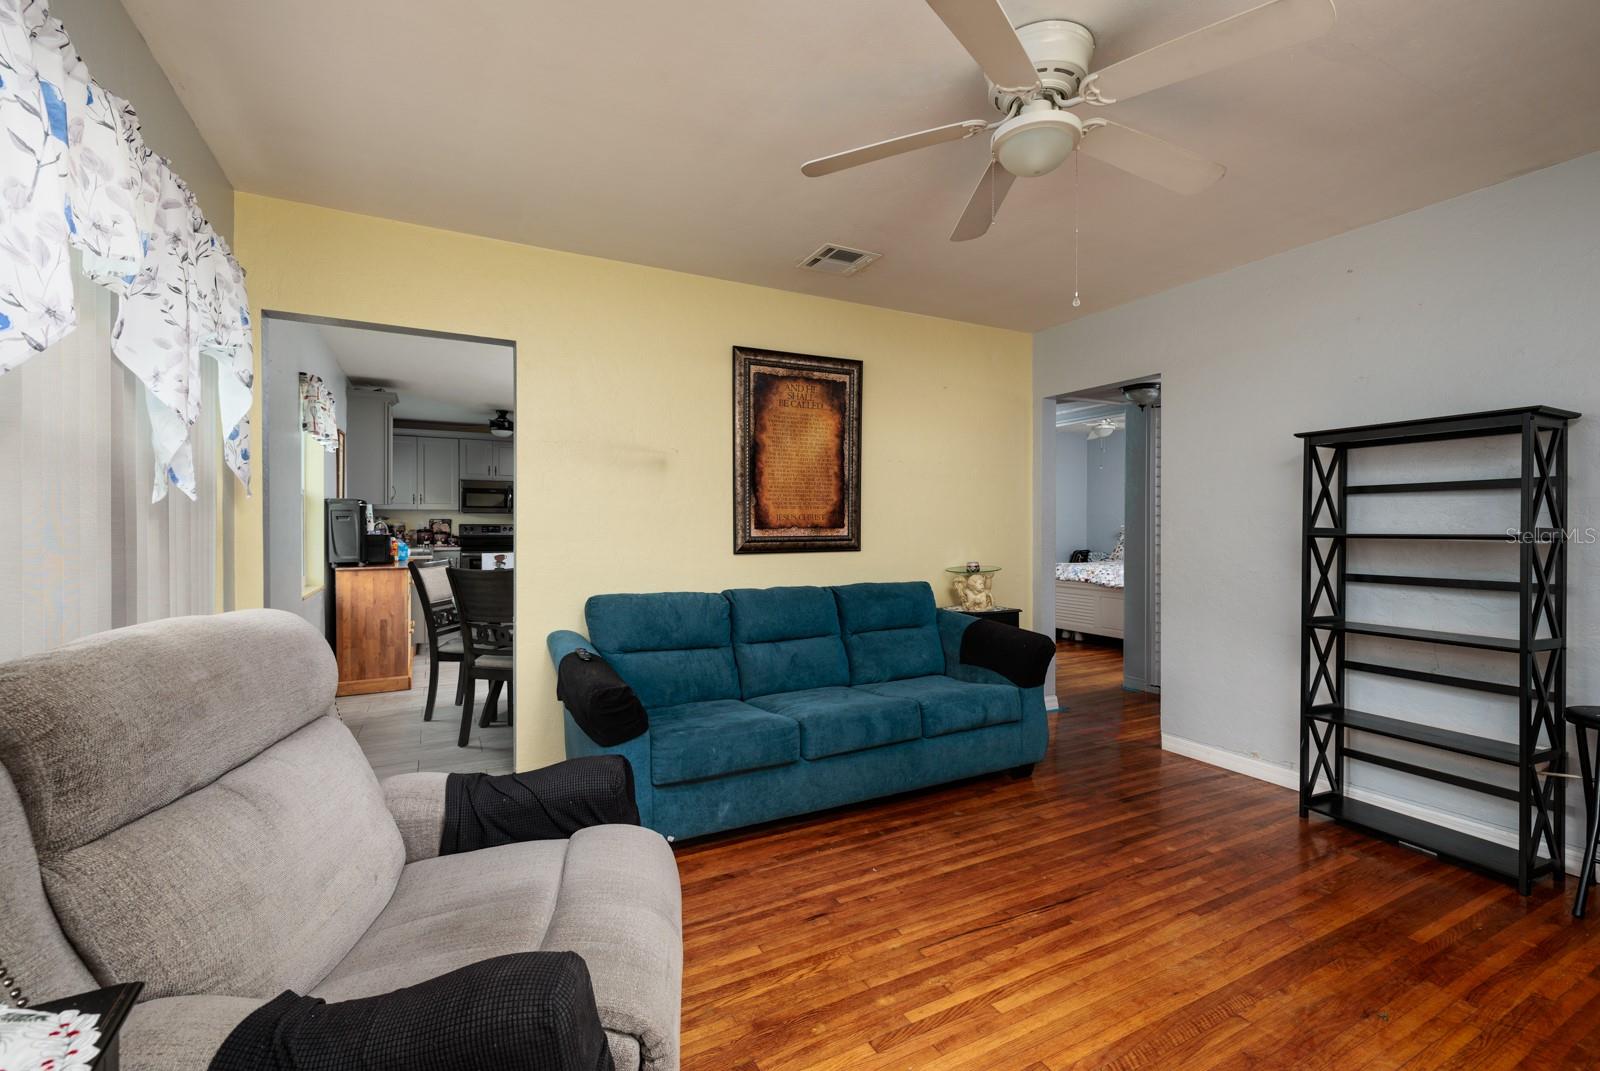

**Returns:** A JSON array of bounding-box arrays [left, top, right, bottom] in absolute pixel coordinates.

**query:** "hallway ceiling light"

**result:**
[[1122, 382, 1160, 408], [488, 409, 514, 438], [1086, 419, 1117, 440]]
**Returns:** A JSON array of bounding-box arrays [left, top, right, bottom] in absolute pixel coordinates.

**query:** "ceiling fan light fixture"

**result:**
[[488, 409, 514, 438], [992, 102, 1081, 178]]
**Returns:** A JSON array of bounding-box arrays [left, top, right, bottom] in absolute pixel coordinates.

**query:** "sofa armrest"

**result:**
[[211, 953, 613, 1071], [542, 824, 682, 1071], [548, 628, 594, 669], [121, 994, 267, 1071], [938, 609, 1055, 688], [382, 771, 449, 863]]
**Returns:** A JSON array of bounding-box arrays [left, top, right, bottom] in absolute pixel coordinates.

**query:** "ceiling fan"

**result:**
[[801, 0, 1337, 241]]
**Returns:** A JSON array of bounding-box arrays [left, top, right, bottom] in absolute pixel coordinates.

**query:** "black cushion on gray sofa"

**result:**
[[209, 952, 615, 1071], [441, 756, 640, 855]]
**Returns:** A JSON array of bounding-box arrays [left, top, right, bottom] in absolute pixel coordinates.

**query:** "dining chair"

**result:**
[[445, 567, 514, 748], [407, 559, 465, 721]]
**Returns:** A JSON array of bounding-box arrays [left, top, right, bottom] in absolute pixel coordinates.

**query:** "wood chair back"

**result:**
[[446, 567, 514, 660], [408, 559, 460, 649]]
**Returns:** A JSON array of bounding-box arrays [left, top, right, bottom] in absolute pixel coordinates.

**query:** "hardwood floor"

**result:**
[[336, 654, 514, 776], [675, 639, 1600, 1069]]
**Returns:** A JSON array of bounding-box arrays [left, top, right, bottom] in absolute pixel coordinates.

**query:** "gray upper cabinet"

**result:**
[[390, 435, 418, 506], [493, 441, 515, 479], [460, 440, 497, 479], [392, 434, 459, 509], [417, 437, 459, 509], [461, 439, 513, 479], [345, 388, 396, 507]]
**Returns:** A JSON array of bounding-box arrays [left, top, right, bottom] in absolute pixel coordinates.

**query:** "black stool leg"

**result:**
[[1575, 728, 1599, 918]]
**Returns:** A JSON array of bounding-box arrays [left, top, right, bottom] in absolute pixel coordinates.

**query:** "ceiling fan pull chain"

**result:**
[[1072, 150, 1082, 309]]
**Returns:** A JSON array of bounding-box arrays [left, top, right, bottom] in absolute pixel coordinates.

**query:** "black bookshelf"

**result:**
[[1296, 406, 1579, 894]]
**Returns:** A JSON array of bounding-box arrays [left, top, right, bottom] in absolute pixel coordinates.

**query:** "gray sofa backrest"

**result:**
[[0, 610, 404, 1003]]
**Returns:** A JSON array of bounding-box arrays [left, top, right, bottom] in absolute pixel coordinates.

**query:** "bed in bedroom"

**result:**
[[1055, 560, 1125, 640]]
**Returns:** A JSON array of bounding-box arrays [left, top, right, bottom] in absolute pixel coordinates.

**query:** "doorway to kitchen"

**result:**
[[260, 312, 518, 775]]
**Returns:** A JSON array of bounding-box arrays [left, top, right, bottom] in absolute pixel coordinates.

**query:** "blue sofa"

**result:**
[[547, 581, 1048, 841]]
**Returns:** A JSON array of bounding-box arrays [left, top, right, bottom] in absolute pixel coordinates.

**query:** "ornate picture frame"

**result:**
[[733, 346, 862, 553]]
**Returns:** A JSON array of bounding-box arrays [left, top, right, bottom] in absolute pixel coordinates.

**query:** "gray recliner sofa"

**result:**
[[0, 610, 681, 1071]]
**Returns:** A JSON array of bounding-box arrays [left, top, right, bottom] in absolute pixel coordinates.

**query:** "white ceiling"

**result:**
[[122, 0, 1600, 331], [306, 321, 514, 424]]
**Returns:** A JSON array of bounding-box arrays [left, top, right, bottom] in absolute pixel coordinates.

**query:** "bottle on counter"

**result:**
[[397, 541, 410, 564]]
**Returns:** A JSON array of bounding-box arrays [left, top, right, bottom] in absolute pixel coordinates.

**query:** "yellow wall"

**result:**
[[231, 193, 1033, 769]]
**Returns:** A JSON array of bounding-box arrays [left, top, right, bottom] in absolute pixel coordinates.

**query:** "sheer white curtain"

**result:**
[[0, 257, 218, 660]]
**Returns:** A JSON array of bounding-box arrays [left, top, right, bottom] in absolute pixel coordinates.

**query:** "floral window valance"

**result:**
[[0, 0, 252, 503], [299, 373, 338, 452]]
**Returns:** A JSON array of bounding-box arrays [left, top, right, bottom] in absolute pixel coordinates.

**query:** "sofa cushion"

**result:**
[[0, 609, 335, 854], [41, 716, 405, 1002], [860, 675, 1022, 737], [724, 586, 849, 698], [586, 592, 740, 709], [316, 825, 680, 1071], [649, 699, 800, 786], [747, 687, 922, 760], [831, 582, 945, 685], [313, 841, 567, 1002]]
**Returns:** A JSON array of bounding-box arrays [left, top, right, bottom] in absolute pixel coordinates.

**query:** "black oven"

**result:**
[[459, 479, 513, 514]]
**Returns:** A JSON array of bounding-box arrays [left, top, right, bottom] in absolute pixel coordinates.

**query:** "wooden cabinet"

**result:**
[[462, 438, 514, 479], [390, 435, 459, 509], [333, 565, 413, 696]]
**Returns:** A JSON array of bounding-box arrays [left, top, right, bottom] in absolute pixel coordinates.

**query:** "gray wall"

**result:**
[[51, 0, 232, 241], [1033, 150, 1600, 862], [1054, 431, 1087, 560], [1085, 425, 1126, 555], [263, 319, 347, 633]]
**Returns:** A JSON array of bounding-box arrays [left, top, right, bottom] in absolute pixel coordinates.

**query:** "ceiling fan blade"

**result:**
[[1084, 0, 1336, 104], [801, 119, 988, 177], [925, 0, 1041, 93], [1078, 120, 1225, 195], [950, 160, 1017, 242]]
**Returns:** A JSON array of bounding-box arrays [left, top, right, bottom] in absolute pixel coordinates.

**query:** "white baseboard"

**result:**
[[1159, 733, 1297, 790], [1160, 732, 1585, 875]]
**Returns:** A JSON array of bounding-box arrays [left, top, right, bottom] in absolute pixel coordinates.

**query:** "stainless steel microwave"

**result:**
[[459, 479, 513, 514]]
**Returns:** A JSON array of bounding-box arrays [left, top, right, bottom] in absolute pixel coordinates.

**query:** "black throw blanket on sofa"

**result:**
[[441, 755, 640, 855], [209, 953, 615, 1071]]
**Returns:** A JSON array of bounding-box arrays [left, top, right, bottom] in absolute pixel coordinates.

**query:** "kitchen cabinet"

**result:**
[[345, 388, 397, 507], [461, 438, 513, 479], [333, 565, 413, 695], [390, 434, 460, 509], [390, 435, 417, 506]]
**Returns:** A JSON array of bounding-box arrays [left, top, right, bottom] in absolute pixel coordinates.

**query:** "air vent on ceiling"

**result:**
[[797, 243, 881, 277]]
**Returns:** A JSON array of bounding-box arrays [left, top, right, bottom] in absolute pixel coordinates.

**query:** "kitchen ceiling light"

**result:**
[[488, 409, 514, 438]]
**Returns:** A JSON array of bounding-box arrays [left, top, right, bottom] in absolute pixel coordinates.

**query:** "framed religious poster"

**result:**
[[733, 346, 862, 553]]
